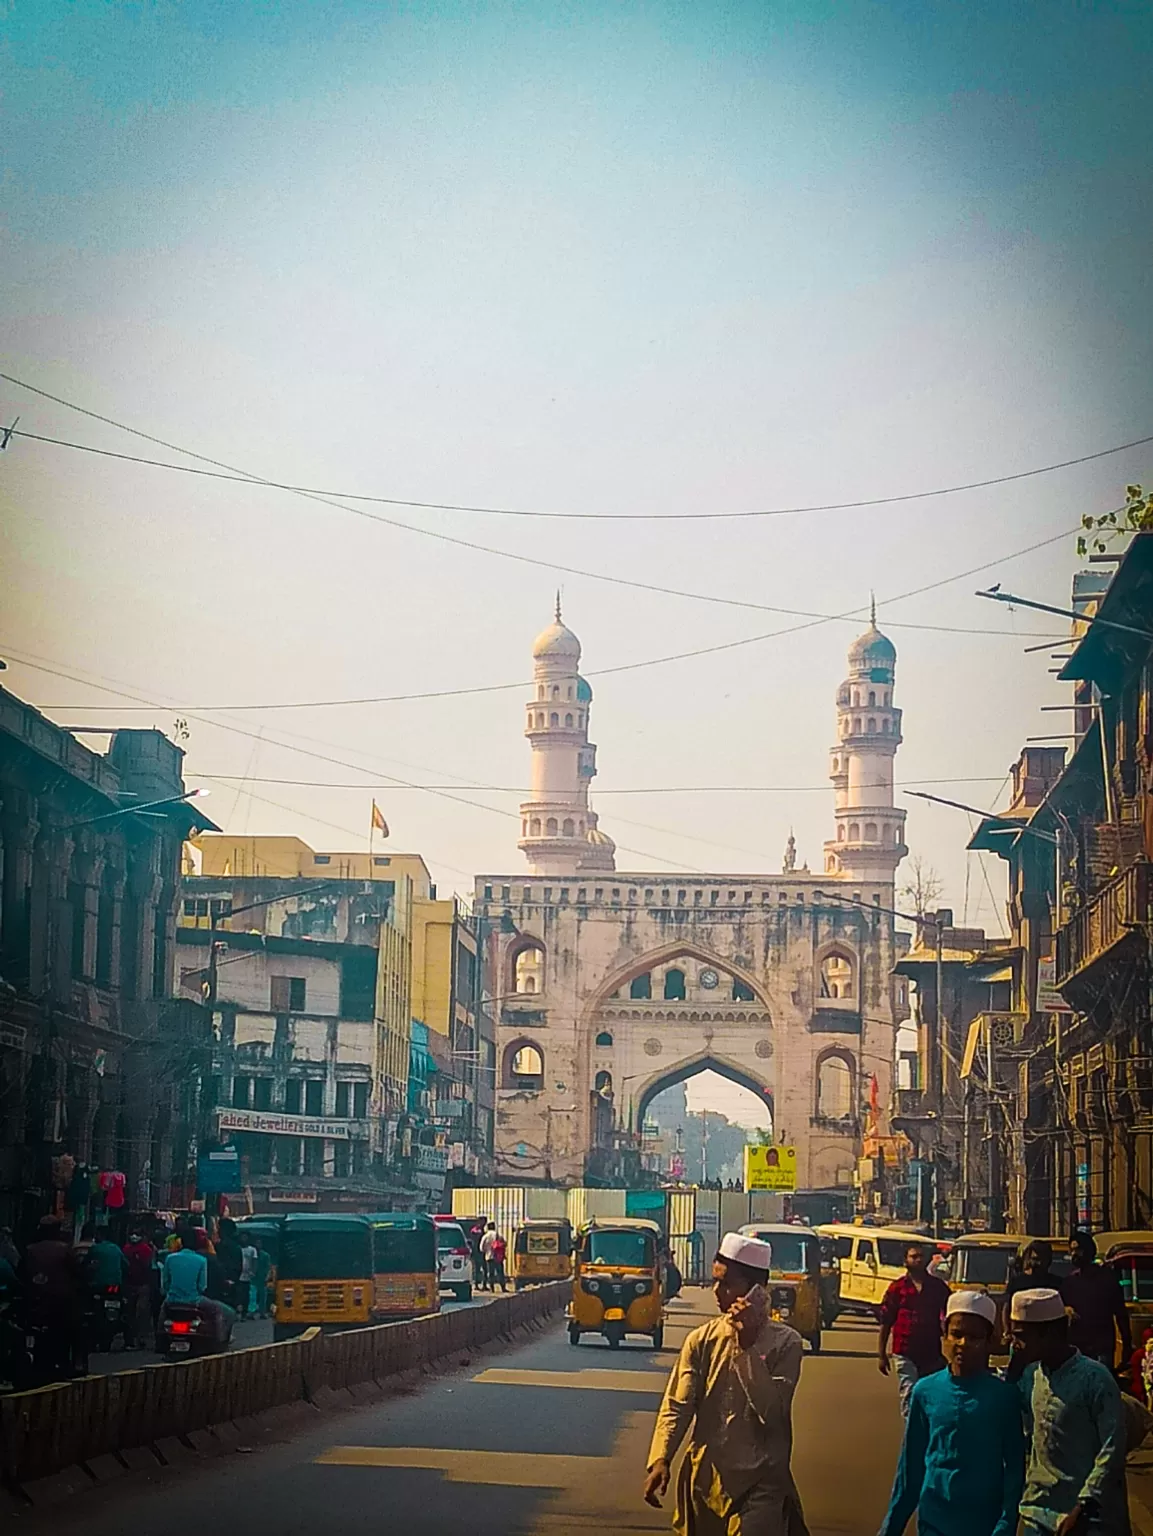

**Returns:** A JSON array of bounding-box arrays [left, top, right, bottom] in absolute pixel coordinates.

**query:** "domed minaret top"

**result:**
[[824, 600, 907, 883], [531, 593, 582, 662], [519, 599, 615, 875]]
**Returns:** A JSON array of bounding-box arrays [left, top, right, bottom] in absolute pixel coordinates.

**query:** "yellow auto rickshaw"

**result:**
[[738, 1222, 823, 1353], [568, 1217, 664, 1351], [512, 1217, 573, 1289], [946, 1233, 1071, 1298], [1097, 1231, 1153, 1350]]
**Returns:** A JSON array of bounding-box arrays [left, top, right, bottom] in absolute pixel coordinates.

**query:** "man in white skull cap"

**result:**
[[644, 1231, 809, 1535], [1010, 1286, 1128, 1535], [879, 1289, 1024, 1536]]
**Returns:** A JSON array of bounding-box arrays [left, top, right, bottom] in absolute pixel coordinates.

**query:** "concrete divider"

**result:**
[[0, 1282, 569, 1494]]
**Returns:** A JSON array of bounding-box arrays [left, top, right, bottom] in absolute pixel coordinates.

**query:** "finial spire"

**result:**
[[870, 591, 876, 627], [555, 588, 562, 623]]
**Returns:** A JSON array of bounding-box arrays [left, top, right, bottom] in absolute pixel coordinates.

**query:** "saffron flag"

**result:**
[[371, 801, 388, 836]]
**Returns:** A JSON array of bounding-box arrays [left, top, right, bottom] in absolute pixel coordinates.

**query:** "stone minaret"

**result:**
[[824, 601, 907, 882], [518, 599, 616, 875]]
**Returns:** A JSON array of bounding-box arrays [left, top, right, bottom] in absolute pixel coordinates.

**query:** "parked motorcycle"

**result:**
[[87, 1284, 125, 1353], [157, 1299, 234, 1358]]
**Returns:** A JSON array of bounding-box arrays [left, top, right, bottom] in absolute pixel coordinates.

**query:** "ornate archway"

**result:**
[[635, 1051, 774, 1128]]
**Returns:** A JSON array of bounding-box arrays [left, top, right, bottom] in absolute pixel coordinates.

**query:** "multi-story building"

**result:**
[[180, 834, 494, 1208], [894, 532, 1153, 1234], [0, 687, 215, 1233], [1041, 532, 1153, 1229]]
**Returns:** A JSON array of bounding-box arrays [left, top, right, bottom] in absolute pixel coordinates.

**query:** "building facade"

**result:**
[[182, 834, 494, 1207], [477, 609, 910, 1197], [0, 688, 214, 1233], [894, 533, 1153, 1234]]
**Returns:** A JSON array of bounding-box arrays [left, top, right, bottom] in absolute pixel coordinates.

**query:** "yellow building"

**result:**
[[193, 833, 434, 895], [185, 834, 436, 1119]]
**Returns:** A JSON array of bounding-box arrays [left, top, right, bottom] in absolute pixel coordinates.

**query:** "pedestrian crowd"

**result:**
[[641, 1228, 1147, 1536], [0, 1211, 275, 1388], [877, 1232, 1141, 1536]]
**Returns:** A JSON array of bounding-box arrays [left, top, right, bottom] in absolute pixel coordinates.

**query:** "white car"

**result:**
[[435, 1221, 474, 1302]]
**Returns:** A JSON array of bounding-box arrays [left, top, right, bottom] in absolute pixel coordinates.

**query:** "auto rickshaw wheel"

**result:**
[[605, 1322, 625, 1350], [651, 1326, 664, 1350], [807, 1331, 822, 1354], [568, 1323, 581, 1346]]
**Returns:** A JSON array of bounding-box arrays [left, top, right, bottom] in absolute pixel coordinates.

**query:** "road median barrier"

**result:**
[[0, 1280, 570, 1499]]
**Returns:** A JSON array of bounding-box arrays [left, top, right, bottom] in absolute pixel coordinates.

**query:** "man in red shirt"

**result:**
[[878, 1242, 951, 1418]]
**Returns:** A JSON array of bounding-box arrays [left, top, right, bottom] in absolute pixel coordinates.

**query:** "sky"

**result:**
[[4, 1, 1152, 1120]]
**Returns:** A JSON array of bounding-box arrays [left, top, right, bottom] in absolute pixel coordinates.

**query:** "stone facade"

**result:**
[[476, 606, 910, 1192], [475, 874, 905, 1189]]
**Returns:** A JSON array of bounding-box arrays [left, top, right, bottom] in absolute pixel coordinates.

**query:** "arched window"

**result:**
[[550, 712, 559, 727], [530, 818, 541, 837], [852, 690, 859, 706], [849, 822, 860, 842], [503, 1041, 544, 1090], [567, 686, 573, 699], [562, 818, 574, 837], [868, 691, 876, 706], [578, 713, 585, 727], [536, 713, 544, 728], [819, 952, 856, 1001], [546, 817, 558, 836], [521, 819, 527, 836], [538, 685, 545, 700], [816, 1053, 854, 1119], [513, 942, 544, 995], [663, 967, 686, 1001], [882, 719, 889, 733], [865, 822, 878, 841], [837, 825, 845, 842], [831, 757, 839, 772], [595, 1030, 613, 1047], [594, 1069, 612, 1096], [564, 713, 573, 727], [867, 718, 876, 733], [630, 972, 652, 1000], [552, 686, 560, 699], [853, 718, 862, 734], [732, 979, 755, 1002]]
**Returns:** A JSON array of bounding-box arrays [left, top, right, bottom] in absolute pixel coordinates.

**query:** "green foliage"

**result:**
[[1077, 485, 1153, 556]]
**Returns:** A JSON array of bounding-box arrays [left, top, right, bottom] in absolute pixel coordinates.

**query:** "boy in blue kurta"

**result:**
[[879, 1289, 1025, 1536]]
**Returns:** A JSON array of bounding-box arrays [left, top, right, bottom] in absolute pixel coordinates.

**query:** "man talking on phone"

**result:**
[[644, 1232, 810, 1535]]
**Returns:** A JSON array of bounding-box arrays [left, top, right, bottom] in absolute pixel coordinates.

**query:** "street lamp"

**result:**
[[69, 786, 211, 828]]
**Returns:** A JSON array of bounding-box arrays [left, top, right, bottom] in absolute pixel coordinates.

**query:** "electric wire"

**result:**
[[4, 380, 1150, 520], [0, 372, 1090, 622], [6, 525, 1075, 727]]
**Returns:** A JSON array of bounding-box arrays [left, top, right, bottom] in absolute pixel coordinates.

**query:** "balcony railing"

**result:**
[[1056, 862, 1151, 987]]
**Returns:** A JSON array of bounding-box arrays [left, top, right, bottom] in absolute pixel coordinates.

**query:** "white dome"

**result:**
[[532, 620, 581, 662]]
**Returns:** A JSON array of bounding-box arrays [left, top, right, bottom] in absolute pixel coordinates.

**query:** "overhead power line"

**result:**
[[4, 376, 1150, 520], [0, 371, 1096, 623], [178, 774, 1012, 794]]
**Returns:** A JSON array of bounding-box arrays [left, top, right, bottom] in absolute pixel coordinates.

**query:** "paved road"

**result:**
[[83, 1289, 504, 1375], [22, 1288, 905, 1535]]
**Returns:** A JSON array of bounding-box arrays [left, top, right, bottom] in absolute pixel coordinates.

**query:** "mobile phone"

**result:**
[[743, 1283, 768, 1311]]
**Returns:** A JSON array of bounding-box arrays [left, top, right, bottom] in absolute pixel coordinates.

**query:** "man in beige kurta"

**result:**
[[644, 1232, 809, 1536]]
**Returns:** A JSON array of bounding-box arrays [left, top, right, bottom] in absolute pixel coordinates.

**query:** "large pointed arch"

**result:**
[[635, 1051, 774, 1128]]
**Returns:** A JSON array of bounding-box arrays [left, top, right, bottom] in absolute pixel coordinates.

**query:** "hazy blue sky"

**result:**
[[4, 1, 1152, 1117]]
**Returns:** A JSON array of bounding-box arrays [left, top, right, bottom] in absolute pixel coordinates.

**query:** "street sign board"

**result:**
[[744, 1144, 797, 1192], [197, 1144, 240, 1193]]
